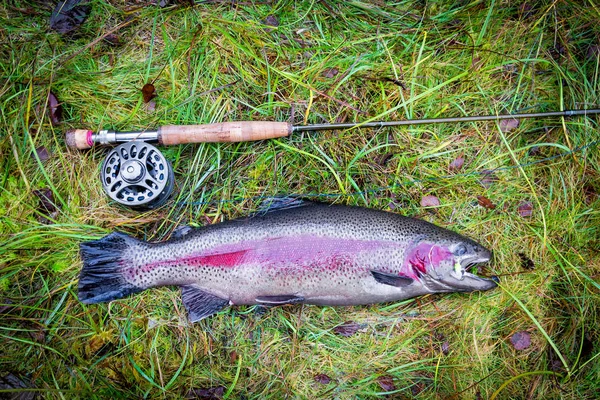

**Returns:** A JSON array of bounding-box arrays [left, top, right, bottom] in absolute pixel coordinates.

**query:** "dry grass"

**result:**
[[1, 0, 599, 398]]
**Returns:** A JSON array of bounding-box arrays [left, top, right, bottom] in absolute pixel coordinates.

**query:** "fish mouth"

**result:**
[[450, 254, 498, 291]]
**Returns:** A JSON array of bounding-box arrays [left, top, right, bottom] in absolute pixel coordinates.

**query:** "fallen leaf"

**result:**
[[583, 184, 598, 205], [378, 153, 393, 166], [377, 375, 396, 392], [28, 325, 46, 343], [33, 188, 58, 224], [587, 45, 600, 59], [411, 381, 425, 396], [441, 341, 450, 355], [34, 146, 51, 162], [333, 321, 362, 337], [420, 195, 440, 208], [322, 68, 339, 78], [47, 91, 62, 126], [479, 169, 498, 188], [0, 373, 35, 400], [49, 0, 91, 34], [103, 33, 120, 46], [145, 99, 156, 113], [510, 331, 531, 350], [230, 350, 237, 364], [314, 374, 332, 385], [517, 201, 533, 217], [518, 253, 535, 270], [185, 386, 225, 400], [477, 195, 496, 210], [499, 118, 519, 132], [449, 156, 464, 171], [141, 83, 156, 103], [528, 146, 541, 156], [263, 15, 279, 27]]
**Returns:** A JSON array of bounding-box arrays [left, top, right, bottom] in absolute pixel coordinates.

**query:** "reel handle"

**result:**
[[159, 121, 292, 145]]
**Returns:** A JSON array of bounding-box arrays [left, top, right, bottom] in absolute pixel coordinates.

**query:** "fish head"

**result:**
[[405, 233, 497, 293]]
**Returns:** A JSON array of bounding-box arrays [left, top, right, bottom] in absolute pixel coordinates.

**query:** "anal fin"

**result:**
[[255, 294, 305, 305], [181, 285, 229, 323], [371, 270, 414, 287]]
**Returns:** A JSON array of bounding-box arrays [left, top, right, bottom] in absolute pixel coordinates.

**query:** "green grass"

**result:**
[[1, 0, 599, 398]]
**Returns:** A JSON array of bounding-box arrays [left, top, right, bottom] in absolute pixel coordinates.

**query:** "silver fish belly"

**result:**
[[78, 202, 497, 322]]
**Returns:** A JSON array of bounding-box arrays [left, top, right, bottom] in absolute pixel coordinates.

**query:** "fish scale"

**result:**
[[77, 200, 498, 322]]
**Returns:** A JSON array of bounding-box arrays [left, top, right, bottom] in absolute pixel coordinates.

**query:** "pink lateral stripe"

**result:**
[[134, 235, 395, 273]]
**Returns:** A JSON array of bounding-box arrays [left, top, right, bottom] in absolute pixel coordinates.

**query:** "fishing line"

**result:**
[[180, 139, 599, 207]]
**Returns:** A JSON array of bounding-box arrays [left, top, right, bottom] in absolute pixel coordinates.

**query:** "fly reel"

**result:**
[[101, 141, 174, 209]]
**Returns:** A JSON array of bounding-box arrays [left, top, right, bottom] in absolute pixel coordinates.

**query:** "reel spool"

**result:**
[[101, 141, 174, 209]]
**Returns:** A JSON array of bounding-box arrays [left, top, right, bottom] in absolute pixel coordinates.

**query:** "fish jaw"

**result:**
[[423, 249, 498, 293]]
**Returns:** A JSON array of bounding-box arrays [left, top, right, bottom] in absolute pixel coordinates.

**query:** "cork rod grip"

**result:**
[[158, 121, 292, 145]]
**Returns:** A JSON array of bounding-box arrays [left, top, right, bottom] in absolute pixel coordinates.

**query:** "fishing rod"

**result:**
[[65, 108, 600, 150]]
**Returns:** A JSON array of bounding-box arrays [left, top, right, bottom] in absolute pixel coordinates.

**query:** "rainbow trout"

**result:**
[[78, 200, 497, 322]]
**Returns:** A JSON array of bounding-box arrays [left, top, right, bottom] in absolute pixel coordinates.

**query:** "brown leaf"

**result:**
[[449, 156, 464, 171], [477, 195, 496, 210], [377, 375, 396, 392], [49, 0, 91, 34], [0, 373, 35, 400], [314, 374, 332, 385], [103, 33, 120, 46], [28, 325, 46, 343], [378, 153, 393, 166], [33, 188, 58, 224], [185, 386, 225, 400], [230, 350, 237, 364], [510, 331, 531, 350], [583, 184, 598, 205], [587, 45, 600, 59], [47, 91, 62, 126], [517, 201, 533, 217], [34, 146, 51, 162], [441, 341, 450, 355], [479, 169, 498, 188], [518, 253, 535, 270], [322, 68, 339, 78], [499, 118, 520, 132], [141, 83, 156, 103], [333, 321, 362, 337], [420, 195, 440, 208], [263, 15, 279, 27]]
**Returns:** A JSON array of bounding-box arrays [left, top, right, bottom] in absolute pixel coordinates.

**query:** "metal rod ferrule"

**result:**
[[291, 109, 600, 133]]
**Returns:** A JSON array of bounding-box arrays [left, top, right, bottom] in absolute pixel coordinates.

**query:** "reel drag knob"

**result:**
[[101, 141, 174, 209]]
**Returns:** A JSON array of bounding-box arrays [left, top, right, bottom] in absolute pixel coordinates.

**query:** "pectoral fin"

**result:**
[[255, 295, 305, 305], [371, 270, 414, 287], [181, 285, 229, 323]]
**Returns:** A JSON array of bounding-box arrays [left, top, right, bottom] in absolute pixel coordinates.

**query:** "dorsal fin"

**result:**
[[254, 196, 313, 216]]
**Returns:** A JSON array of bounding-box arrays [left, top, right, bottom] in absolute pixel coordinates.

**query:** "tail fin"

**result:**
[[78, 232, 144, 304]]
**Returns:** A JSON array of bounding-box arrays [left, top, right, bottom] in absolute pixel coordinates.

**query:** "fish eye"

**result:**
[[454, 244, 467, 256]]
